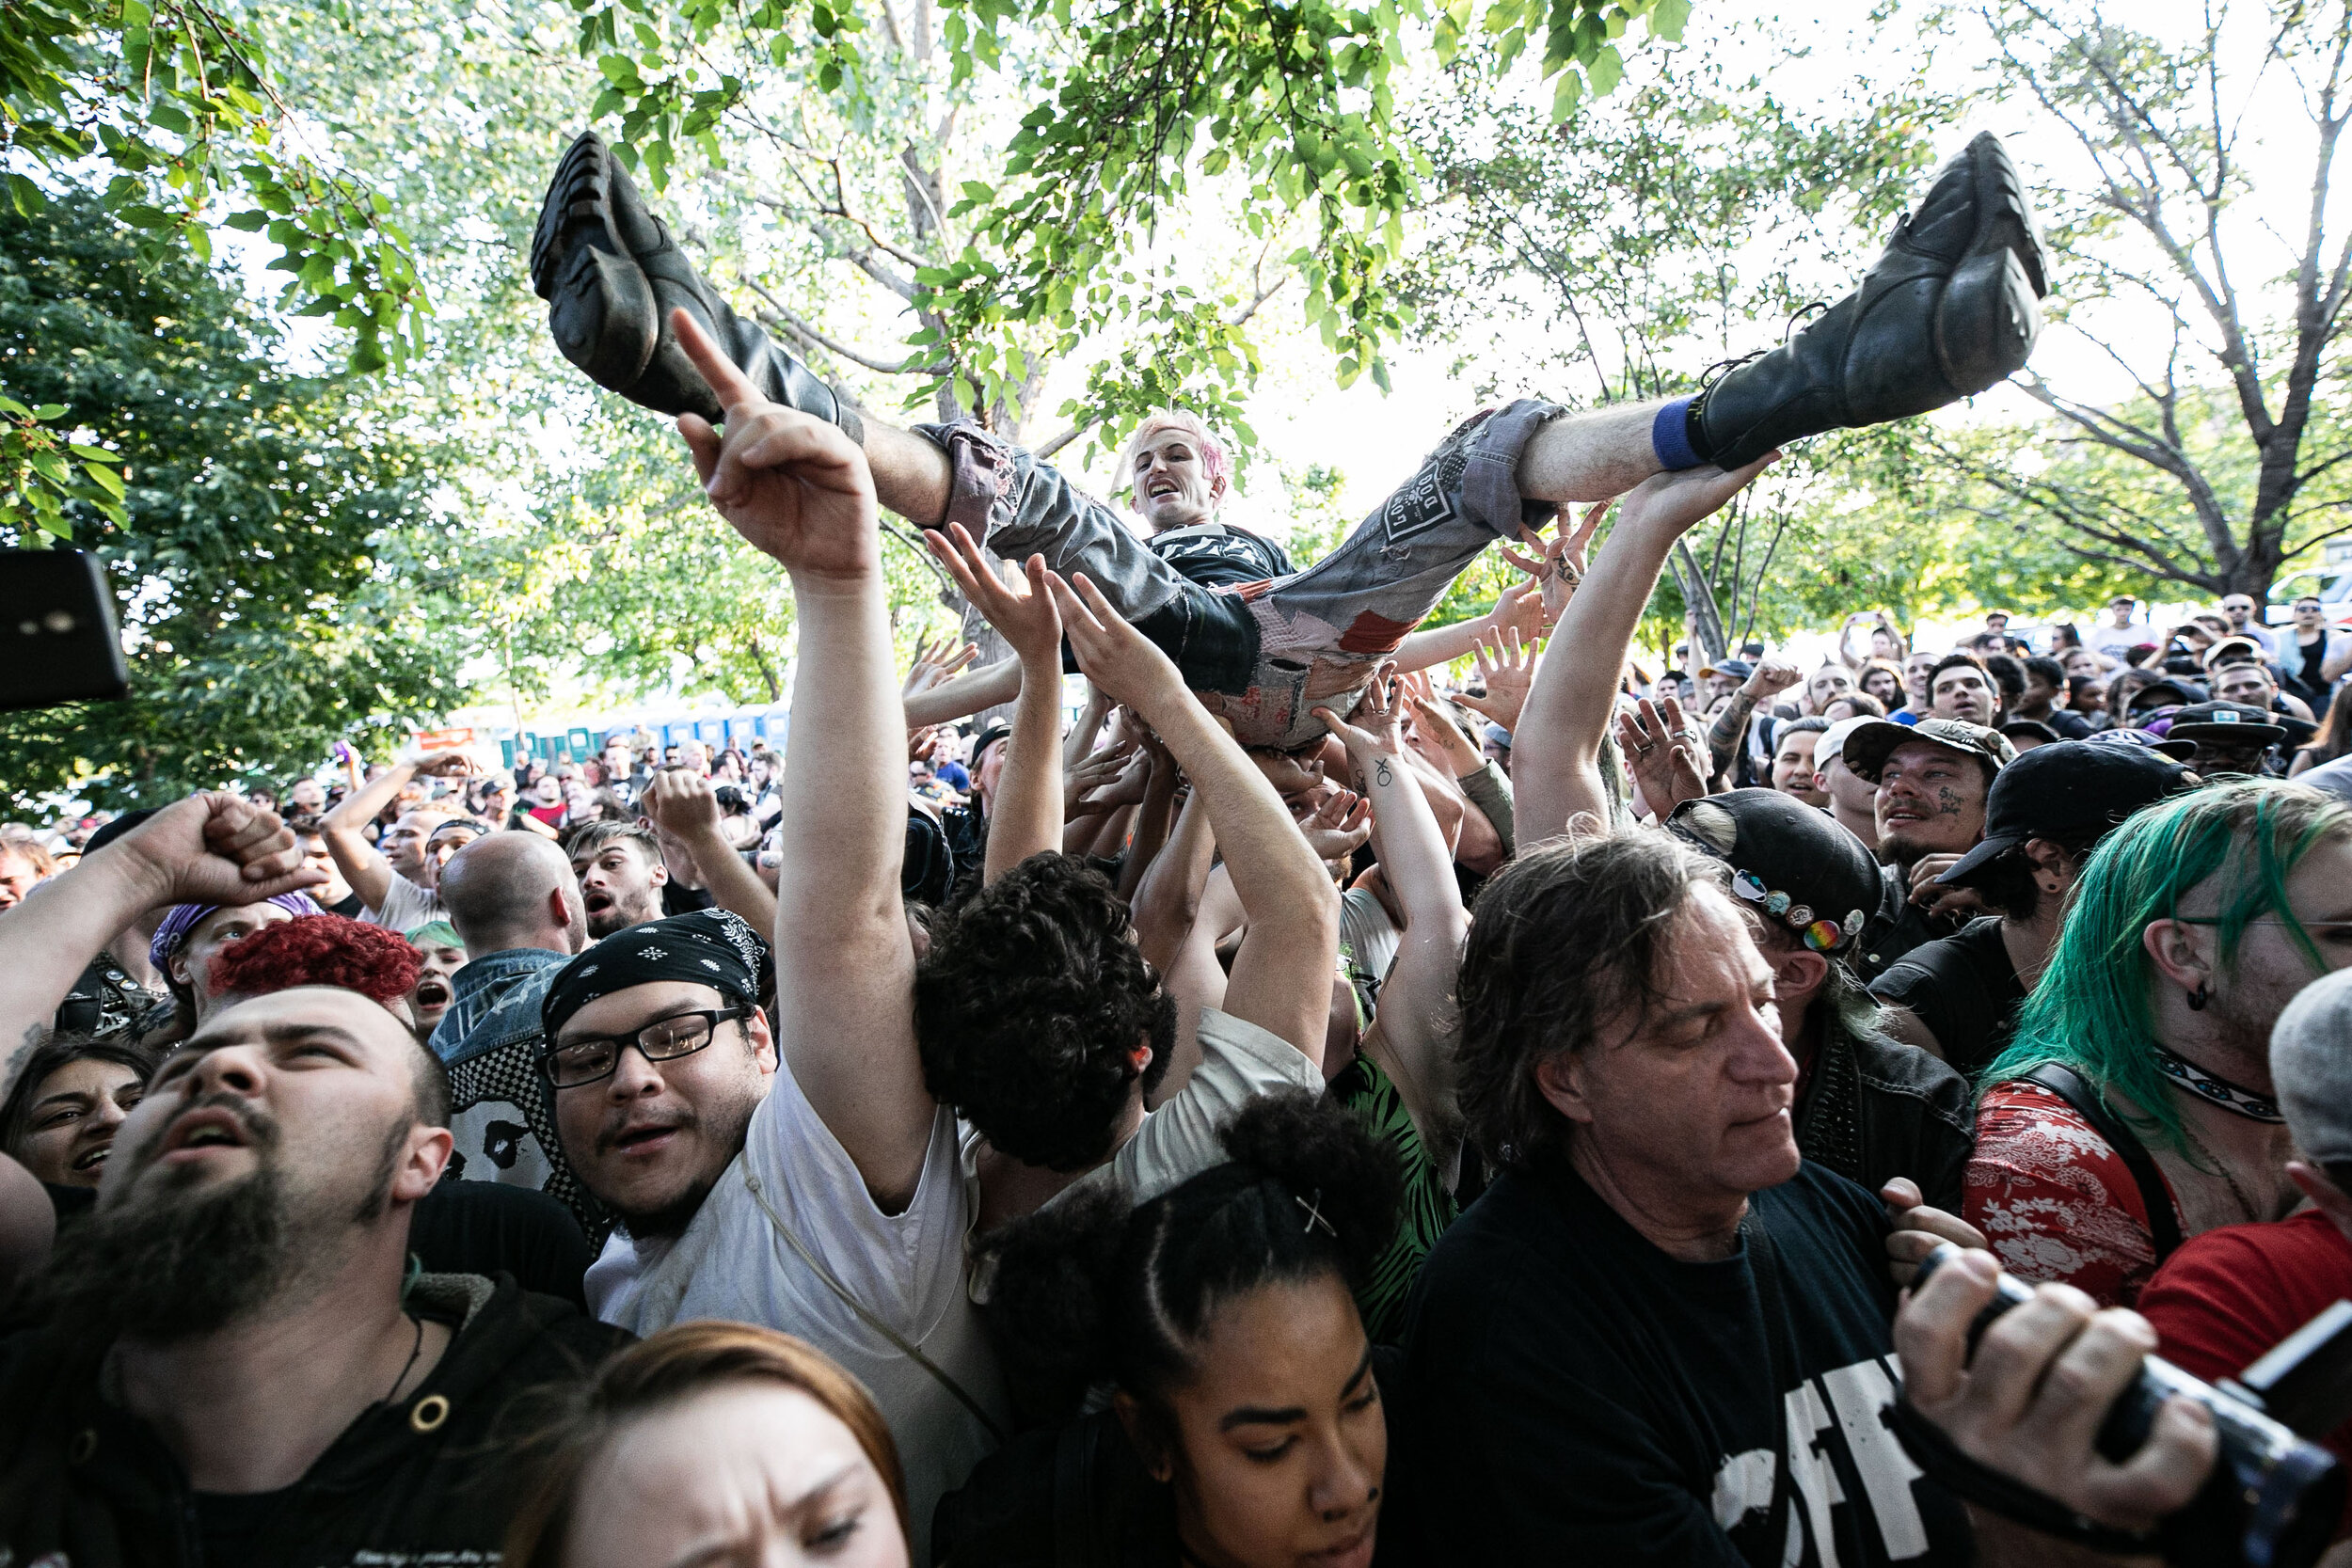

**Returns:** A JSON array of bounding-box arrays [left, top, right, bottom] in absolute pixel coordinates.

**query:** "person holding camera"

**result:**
[[1894, 1248, 2223, 1561]]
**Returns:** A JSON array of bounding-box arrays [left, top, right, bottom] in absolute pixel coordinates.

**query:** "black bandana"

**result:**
[[539, 909, 773, 1044]]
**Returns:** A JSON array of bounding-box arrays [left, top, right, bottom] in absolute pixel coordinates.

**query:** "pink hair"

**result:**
[[1121, 410, 1229, 505]]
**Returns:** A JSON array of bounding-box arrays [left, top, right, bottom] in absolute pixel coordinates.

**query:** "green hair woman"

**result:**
[[1963, 779, 2352, 1307], [405, 919, 469, 1048]]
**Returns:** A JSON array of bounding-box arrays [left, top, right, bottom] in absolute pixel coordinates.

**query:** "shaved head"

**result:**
[[438, 832, 589, 958]]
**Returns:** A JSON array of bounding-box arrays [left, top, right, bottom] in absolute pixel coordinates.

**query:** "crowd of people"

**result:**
[[2, 126, 2348, 1568]]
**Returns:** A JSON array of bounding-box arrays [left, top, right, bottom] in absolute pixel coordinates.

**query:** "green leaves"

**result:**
[[564, 0, 1676, 466], [0, 189, 471, 806], [0, 396, 128, 538], [2, 0, 426, 373]]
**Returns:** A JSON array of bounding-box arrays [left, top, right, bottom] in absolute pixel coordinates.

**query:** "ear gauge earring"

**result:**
[[2187, 982, 2210, 1011]]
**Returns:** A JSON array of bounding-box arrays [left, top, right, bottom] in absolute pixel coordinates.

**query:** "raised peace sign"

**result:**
[[669, 307, 878, 581]]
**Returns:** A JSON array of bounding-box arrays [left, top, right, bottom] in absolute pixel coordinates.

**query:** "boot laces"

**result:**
[[1695, 301, 1832, 388]]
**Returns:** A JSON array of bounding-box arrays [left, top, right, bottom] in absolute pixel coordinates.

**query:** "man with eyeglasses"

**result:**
[[2217, 592, 2276, 655], [1964, 781, 2352, 1309]]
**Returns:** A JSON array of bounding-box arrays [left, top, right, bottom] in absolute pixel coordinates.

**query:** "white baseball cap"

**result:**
[[1818, 716, 1873, 770]]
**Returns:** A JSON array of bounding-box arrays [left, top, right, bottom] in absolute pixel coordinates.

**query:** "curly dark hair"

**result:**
[[1454, 831, 1724, 1171], [977, 1087, 1402, 1427], [914, 853, 1175, 1170]]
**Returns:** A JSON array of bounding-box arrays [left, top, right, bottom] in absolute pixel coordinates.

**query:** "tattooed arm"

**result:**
[[0, 794, 320, 1101], [1704, 656, 1801, 777]]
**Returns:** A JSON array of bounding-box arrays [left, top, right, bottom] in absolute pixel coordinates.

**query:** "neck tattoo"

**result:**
[[2152, 1042, 2284, 1123]]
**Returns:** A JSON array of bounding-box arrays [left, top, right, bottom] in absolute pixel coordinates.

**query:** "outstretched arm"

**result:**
[[641, 768, 779, 932], [0, 795, 318, 1101], [1514, 456, 1778, 844], [903, 656, 1024, 727], [926, 523, 1067, 882], [1047, 572, 1340, 1063], [672, 309, 930, 1210], [1319, 674, 1470, 1158], [319, 752, 466, 912]]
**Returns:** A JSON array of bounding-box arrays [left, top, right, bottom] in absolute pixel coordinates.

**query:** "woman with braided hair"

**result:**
[[936, 1088, 1405, 1568]]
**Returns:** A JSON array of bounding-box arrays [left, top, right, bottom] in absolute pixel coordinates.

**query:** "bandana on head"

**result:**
[[538, 909, 773, 1045], [150, 894, 328, 974]]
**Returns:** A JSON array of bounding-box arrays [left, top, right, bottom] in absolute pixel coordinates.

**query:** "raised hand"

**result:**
[[113, 793, 325, 909], [1311, 662, 1409, 787], [925, 524, 1061, 665], [1499, 499, 1610, 624], [1064, 736, 1138, 816], [1407, 692, 1487, 780], [410, 750, 474, 781], [1615, 694, 1708, 816], [1745, 654, 1803, 701], [1292, 785, 1374, 861], [670, 308, 877, 580], [1612, 452, 1779, 544], [642, 766, 723, 841], [1041, 570, 1189, 718], [1458, 628, 1538, 733], [903, 635, 979, 699]]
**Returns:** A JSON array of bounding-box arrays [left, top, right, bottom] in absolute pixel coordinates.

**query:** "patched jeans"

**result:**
[[916, 399, 1565, 750]]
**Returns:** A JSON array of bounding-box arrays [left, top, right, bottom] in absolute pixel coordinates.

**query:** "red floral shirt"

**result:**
[[1963, 1080, 2182, 1308]]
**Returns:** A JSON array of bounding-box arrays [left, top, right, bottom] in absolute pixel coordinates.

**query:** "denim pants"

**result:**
[[918, 399, 1564, 750]]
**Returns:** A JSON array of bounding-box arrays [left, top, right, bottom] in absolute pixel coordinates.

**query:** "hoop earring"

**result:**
[[2187, 982, 2209, 1012]]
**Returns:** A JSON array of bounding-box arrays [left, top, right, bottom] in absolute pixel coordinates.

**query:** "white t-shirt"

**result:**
[[2082, 621, 2147, 662], [367, 873, 443, 933], [583, 1051, 1008, 1565], [1043, 1007, 1324, 1212]]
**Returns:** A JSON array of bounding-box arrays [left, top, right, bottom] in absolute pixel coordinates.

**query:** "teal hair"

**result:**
[[404, 920, 464, 952], [1980, 779, 2350, 1157]]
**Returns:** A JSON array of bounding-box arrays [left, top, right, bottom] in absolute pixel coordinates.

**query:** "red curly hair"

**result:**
[[206, 913, 420, 1006]]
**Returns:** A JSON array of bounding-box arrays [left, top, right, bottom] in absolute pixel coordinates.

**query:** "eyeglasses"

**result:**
[[541, 1006, 747, 1088], [2174, 917, 2352, 937]]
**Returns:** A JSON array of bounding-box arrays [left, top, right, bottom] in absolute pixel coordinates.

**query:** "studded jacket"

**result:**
[[1793, 1005, 1976, 1215]]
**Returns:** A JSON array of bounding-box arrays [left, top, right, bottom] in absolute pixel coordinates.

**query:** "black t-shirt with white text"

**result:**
[[1392, 1157, 1970, 1567]]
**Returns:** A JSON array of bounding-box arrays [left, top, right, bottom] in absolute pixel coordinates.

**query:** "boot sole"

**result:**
[[532, 133, 661, 397]]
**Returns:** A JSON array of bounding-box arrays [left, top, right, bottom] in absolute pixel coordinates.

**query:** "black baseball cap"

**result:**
[[1666, 788, 1880, 955], [1937, 740, 2193, 887], [2127, 677, 2205, 710], [2161, 700, 2287, 750], [971, 722, 1013, 761], [80, 808, 158, 857]]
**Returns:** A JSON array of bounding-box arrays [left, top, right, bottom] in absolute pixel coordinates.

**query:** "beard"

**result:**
[[26, 1098, 294, 1345]]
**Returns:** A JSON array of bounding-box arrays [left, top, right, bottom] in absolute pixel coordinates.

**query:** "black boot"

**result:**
[[531, 131, 863, 440], [1688, 131, 2050, 469]]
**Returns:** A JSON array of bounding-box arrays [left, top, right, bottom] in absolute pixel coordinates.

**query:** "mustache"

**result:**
[[112, 1089, 281, 1196], [597, 1105, 698, 1156], [27, 1145, 289, 1344]]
